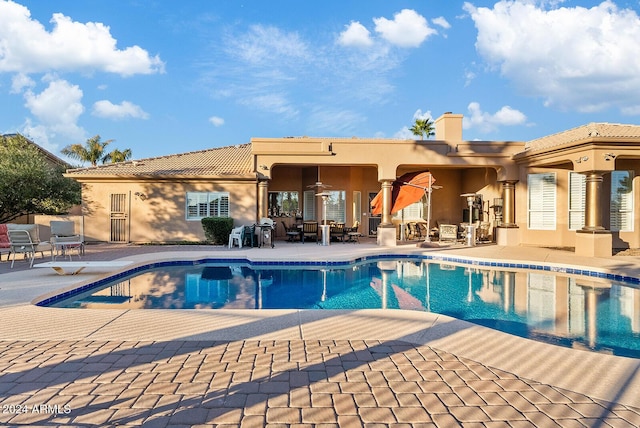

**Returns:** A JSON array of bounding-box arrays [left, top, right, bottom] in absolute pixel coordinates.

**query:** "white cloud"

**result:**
[[373, 9, 436, 48], [233, 24, 310, 66], [308, 107, 366, 135], [23, 77, 85, 140], [464, 0, 640, 114], [10, 72, 34, 93], [432, 16, 451, 29], [92, 100, 149, 120], [0, 0, 164, 76], [240, 93, 299, 120], [463, 102, 527, 133], [393, 127, 414, 139], [413, 109, 433, 121], [209, 116, 224, 127], [338, 21, 373, 47]]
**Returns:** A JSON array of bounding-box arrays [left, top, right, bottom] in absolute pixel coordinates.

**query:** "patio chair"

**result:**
[[345, 221, 362, 243], [476, 222, 491, 242], [438, 224, 458, 243], [50, 220, 84, 259], [281, 221, 301, 242], [330, 222, 346, 242], [406, 222, 421, 240], [8, 229, 52, 268], [302, 221, 318, 243], [243, 225, 257, 247], [228, 226, 244, 249]]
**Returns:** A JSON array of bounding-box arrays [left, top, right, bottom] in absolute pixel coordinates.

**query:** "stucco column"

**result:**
[[257, 180, 269, 221], [376, 179, 396, 247], [581, 171, 606, 232], [380, 180, 393, 226], [496, 180, 520, 246], [575, 171, 611, 257], [500, 180, 518, 228]]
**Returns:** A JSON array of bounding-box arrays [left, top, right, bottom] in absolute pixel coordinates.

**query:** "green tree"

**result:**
[[61, 135, 114, 166], [410, 118, 435, 140], [0, 134, 81, 223], [105, 148, 133, 163]]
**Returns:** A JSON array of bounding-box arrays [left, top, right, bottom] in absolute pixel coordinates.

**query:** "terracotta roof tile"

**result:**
[[525, 122, 640, 152], [65, 143, 254, 177]]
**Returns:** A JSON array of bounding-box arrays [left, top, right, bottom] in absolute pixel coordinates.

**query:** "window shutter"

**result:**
[[325, 191, 346, 223], [611, 171, 634, 232], [568, 172, 585, 230], [303, 190, 316, 221], [528, 173, 556, 230]]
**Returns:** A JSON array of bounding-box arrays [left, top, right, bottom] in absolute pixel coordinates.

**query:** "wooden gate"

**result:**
[[109, 193, 128, 243]]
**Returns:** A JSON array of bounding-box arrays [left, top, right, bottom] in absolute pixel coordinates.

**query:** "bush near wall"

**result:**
[[201, 217, 234, 245]]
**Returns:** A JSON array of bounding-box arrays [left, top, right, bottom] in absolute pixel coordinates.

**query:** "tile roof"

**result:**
[[65, 143, 254, 178], [525, 122, 640, 152]]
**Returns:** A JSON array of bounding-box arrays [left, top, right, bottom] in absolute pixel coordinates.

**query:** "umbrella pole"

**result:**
[[424, 184, 432, 243]]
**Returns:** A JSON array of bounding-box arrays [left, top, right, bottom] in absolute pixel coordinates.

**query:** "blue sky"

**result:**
[[2, 0, 640, 163]]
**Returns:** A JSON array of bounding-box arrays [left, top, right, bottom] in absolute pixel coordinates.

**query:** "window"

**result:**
[[568, 172, 585, 230], [528, 173, 556, 230], [268, 191, 299, 217], [186, 192, 229, 220], [353, 191, 362, 226], [611, 171, 634, 232], [303, 190, 316, 221], [325, 191, 346, 223], [392, 200, 425, 221]]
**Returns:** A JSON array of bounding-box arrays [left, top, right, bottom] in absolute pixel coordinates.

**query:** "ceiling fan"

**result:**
[[306, 169, 332, 194]]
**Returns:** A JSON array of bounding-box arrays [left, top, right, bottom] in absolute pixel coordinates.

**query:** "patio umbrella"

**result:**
[[370, 171, 436, 215]]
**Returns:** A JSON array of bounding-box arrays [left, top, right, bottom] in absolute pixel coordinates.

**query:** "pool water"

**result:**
[[47, 259, 640, 358]]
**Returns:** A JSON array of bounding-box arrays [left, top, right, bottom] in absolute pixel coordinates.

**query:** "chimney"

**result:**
[[434, 112, 463, 141]]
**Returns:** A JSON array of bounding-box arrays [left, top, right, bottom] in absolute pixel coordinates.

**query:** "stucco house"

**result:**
[[64, 113, 640, 257]]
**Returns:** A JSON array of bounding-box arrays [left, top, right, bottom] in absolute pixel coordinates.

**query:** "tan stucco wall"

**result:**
[[79, 179, 256, 243], [517, 163, 640, 249]]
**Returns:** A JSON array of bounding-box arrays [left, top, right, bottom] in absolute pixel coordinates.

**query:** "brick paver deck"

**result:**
[[3, 243, 640, 426], [1, 339, 638, 427]]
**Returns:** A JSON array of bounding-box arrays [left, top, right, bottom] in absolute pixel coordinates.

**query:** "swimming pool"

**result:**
[[41, 255, 640, 358]]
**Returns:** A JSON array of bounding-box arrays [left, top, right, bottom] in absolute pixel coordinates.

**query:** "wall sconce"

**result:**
[[575, 156, 589, 164], [134, 192, 148, 201], [328, 143, 336, 155], [604, 153, 616, 161]]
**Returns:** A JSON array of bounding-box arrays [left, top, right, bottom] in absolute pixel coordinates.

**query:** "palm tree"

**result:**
[[410, 118, 435, 140], [105, 148, 133, 163], [61, 135, 114, 166]]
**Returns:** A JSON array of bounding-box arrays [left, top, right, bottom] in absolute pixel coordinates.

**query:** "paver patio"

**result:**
[[1, 241, 639, 426]]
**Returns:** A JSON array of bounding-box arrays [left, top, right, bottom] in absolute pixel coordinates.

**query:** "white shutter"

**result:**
[[303, 190, 316, 221], [611, 171, 634, 232], [528, 173, 556, 230], [353, 191, 362, 226], [326, 191, 346, 223], [568, 172, 585, 230], [187, 192, 208, 219]]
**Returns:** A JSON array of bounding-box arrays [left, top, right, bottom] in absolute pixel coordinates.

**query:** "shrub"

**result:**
[[201, 217, 234, 245]]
